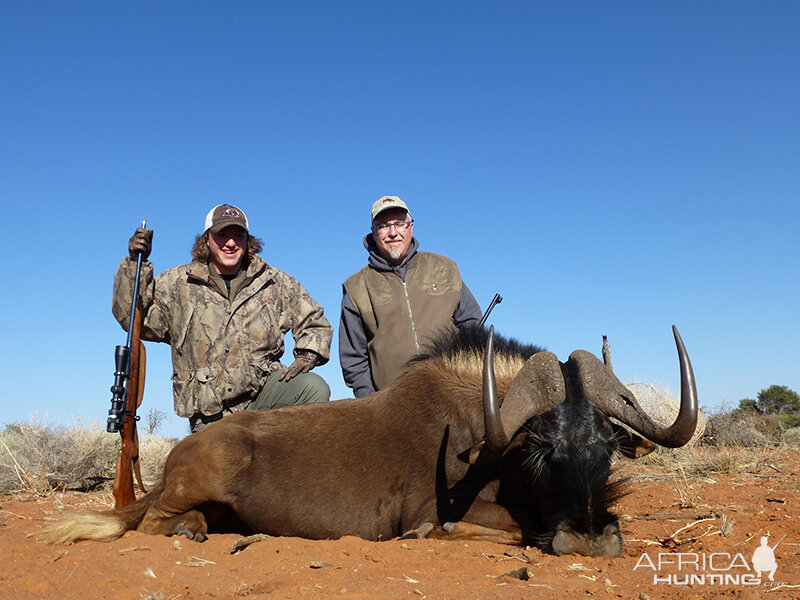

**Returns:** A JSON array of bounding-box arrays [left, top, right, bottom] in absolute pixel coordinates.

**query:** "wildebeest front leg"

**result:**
[[137, 473, 213, 541], [431, 521, 523, 544], [135, 427, 251, 542], [440, 500, 522, 543], [402, 501, 523, 544], [138, 508, 209, 542], [401, 520, 522, 544]]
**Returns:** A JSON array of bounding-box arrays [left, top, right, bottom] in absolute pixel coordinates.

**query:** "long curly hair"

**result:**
[[191, 231, 264, 264]]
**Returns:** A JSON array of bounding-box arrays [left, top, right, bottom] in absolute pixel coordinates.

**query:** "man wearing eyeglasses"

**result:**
[[339, 196, 481, 397]]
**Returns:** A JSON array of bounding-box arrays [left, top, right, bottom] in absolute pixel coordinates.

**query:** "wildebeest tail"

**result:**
[[39, 480, 164, 544]]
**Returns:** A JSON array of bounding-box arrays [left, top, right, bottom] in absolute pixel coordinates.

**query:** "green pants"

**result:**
[[247, 370, 330, 410], [190, 371, 330, 432]]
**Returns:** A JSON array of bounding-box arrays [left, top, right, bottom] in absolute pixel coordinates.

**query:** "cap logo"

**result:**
[[205, 204, 249, 232]]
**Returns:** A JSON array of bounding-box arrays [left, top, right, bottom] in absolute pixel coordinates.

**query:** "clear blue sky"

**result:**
[[2, 2, 798, 439]]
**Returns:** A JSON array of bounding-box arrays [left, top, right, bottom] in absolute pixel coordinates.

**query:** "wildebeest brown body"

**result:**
[[43, 326, 697, 555], [152, 373, 492, 541]]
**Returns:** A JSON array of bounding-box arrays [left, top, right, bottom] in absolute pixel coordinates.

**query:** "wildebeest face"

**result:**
[[481, 325, 697, 556], [516, 403, 625, 556]]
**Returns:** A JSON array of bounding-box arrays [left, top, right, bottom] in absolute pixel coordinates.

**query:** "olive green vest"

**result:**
[[343, 252, 462, 390]]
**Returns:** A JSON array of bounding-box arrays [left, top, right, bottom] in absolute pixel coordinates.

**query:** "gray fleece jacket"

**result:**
[[339, 236, 481, 397]]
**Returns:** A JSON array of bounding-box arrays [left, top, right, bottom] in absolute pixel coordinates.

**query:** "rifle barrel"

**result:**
[[479, 293, 503, 328], [124, 219, 147, 351]]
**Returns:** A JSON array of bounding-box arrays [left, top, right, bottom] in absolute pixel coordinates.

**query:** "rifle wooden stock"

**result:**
[[112, 298, 146, 508]]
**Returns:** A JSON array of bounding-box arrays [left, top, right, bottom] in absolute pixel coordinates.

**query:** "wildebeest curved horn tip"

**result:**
[[666, 324, 698, 447], [483, 325, 508, 452]]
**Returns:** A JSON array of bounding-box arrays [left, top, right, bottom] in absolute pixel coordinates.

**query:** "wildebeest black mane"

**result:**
[[410, 325, 546, 365]]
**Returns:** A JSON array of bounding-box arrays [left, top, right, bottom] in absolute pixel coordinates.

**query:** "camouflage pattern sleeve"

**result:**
[[275, 271, 333, 365], [111, 257, 170, 342]]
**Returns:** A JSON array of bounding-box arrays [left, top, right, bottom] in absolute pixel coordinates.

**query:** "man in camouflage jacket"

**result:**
[[113, 204, 333, 431]]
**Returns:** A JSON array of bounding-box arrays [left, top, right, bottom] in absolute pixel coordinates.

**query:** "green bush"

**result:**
[[733, 385, 800, 428]]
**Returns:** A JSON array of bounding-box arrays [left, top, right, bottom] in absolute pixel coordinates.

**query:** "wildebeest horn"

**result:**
[[568, 325, 698, 448], [483, 326, 566, 453], [482, 326, 505, 450]]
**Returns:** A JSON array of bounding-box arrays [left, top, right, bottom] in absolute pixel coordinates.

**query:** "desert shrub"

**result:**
[[701, 408, 794, 448], [702, 412, 775, 447], [0, 419, 177, 495], [782, 427, 800, 448], [0, 420, 116, 494]]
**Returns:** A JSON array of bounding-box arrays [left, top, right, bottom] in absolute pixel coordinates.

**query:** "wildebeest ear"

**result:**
[[459, 432, 528, 465], [500, 351, 566, 436], [612, 423, 656, 459], [458, 440, 494, 465]]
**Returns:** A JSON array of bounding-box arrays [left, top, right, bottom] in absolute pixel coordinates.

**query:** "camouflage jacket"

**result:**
[[112, 255, 333, 417]]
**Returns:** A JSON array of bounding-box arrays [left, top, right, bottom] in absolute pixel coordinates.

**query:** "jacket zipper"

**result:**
[[402, 280, 420, 352]]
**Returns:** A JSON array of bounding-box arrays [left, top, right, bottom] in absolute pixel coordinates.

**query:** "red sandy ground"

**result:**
[[1, 450, 799, 600]]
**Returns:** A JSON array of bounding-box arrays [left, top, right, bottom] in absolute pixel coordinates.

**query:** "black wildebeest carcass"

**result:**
[[42, 326, 697, 556]]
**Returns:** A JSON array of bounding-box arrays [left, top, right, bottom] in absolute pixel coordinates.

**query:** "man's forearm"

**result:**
[[339, 293, 376, 397], [454, 282, 482, 328]]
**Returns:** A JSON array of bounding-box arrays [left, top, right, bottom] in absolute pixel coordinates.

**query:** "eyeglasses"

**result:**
[[372, 220, 413, 233]]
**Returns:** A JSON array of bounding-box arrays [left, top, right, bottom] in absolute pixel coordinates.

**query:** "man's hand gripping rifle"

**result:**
[[107, 219, 149, 508]]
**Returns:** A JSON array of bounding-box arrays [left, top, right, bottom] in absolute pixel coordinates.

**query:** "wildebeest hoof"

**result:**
[[442, 522, 454, 533], [175, 522, 207, 542], [399, 522, 435, 540]]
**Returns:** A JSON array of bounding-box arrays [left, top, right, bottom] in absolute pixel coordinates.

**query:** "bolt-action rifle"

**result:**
[[106, 220, 148, 508]]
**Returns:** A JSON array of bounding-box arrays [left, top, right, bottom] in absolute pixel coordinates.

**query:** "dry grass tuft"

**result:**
[[672, 465, 703, 508], [785, 427, 800, 447], [631, 444, 786, 481], [0, 418, 177, 495], [139, 433, 179, 487]]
